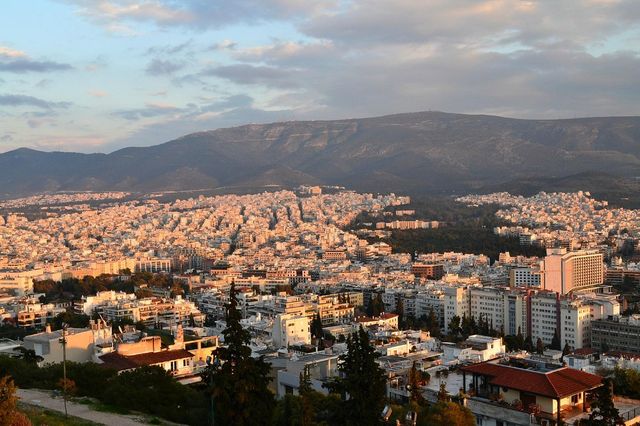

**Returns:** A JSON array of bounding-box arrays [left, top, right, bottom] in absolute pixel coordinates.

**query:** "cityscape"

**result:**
[[2, 1, 640, 426]]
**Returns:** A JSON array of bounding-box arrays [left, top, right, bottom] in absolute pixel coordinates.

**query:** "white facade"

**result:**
[[530, 292, 558, 345], [444, 286, 469, 333], [271, 313, 311, 349], [542, 248, 604, 294]]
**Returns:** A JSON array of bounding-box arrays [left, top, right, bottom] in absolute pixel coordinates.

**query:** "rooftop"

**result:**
[[461, 359, 602, 399]]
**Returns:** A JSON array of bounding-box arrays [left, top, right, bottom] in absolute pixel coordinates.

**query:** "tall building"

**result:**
[[444, 286, 469, 333], [530, 291, 559, 345], [542, 248, 604, 294]]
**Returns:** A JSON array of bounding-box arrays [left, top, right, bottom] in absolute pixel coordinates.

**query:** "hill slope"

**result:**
[[2, 111, 640, 197]]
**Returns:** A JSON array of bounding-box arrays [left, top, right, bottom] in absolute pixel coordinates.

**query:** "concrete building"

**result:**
[[591, 315, 640, 354], [530, 291, 559, 345], [462, 358, 603, 425], [442, 335, 506, 365], [272, 313, 311, 349], [542, 249, 604, 294], [444, 286, 469, 334], [22, 320, 112, 364], [510, 266, 542, 288]]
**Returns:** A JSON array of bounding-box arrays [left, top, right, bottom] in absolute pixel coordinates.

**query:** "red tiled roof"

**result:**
[[100, 349, 194, 371], [461, 362, 602, 399]]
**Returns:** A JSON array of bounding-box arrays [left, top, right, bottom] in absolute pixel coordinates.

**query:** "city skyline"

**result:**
[[1, 0, 640, 153]]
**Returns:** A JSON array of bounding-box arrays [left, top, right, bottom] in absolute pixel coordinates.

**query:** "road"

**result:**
[[17, 388, 160, 425]]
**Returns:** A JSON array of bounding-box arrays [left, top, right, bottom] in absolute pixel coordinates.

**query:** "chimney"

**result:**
[[45, 324, 52, 333]]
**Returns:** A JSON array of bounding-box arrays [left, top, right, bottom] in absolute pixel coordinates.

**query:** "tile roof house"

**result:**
[[461, 359, 603, 425]]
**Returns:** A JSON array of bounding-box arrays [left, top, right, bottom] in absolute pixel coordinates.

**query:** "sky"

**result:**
[[0, 0, 639, 153]]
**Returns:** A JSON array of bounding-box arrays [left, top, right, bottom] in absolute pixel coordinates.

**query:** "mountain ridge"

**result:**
[[2, 111, 640, 198]]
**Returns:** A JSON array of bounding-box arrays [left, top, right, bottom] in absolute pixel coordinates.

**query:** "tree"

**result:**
[[0, 375, 30, 426], [536, 337, 545, 354], [408, 362, 425, 405], [426, 308, 441, 338], [310, 313, 324, 339], [52, 310, 90, 330], [437, 382, 449, 402], [204, 283, 274, 426], [396, 297, 405, 329], [325, 326, 387, 425], [368, 293, 384, 317], [516, 327, 525, 350], [524, 335, 534, 352], [448, 315, 461, 338], [562, 343, 571, 360], [551, 329, 561, 351], [612, 367, 640, 399], [299, 366, 316, 426], [14, 346, 42, 364], [586, 379, 623, 425], [425, 401, 475, 426]]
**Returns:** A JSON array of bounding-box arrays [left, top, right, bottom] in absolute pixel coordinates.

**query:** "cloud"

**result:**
[[209, 39, 238, 51], [113, 102, 182, 120], [0, 58, 73, 73], [202, 64, 296, 88], [104, 93, 293, 151], [63, 0, 334, 30], [0, 46, 27, 58], [89, 90, 109, 97], [146, 39, 193, 55], [0, 94, 72, 109], [145, 58, 185, 75], [35, 79, 53, 89]]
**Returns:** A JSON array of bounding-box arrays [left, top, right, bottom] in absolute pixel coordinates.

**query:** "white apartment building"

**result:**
[[509, 266, 542, 288], [271, 313, 311, 349], [542, 248, 604, 294], [469, 287, 506, 332], [442, 335, 506, 364], [530, 292, 559, 345], [74, 290, 137, 316], [444, 286, 469, 333], [560, 300, 592, 350], [415, 291, 445, 326]]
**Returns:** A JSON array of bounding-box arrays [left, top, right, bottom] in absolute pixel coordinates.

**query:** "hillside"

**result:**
[[1, 111, 640, 198]]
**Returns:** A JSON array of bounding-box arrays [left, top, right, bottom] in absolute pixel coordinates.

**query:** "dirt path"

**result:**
[[17, 388, 163, 426]]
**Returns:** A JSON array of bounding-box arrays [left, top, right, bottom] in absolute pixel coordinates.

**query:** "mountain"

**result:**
[[2, 111, 640, 198]]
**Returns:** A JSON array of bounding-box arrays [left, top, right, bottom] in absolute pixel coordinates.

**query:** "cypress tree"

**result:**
[[204, 283, 274, 426], [325, 326, 387, 425]]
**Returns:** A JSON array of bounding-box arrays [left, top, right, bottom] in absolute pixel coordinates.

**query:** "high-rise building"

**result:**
[[541, 248, 604, 294]]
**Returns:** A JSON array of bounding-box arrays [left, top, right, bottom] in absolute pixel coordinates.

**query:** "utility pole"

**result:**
[[59, 324, 68, 417]]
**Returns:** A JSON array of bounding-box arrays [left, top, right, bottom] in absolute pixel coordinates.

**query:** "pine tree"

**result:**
[[587, 378, 623, 425], [515, 327, 525, 350], [311, 313, 324, 339], [437, 382, 449, 402], [408, 362, 425, 405], [204, 283, 274, 426], [524, 335, 534, 352], [536, 337, 545, 354], [299, 366, 315, 426], [551, 329, 561, 350], [562, 342, 571, 360], [396, 297, 404, 329], [325, 326, 387, 425], [427, 308, 441, 338], [368, 293, 384, 317], [448, 315, 461, 338]]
